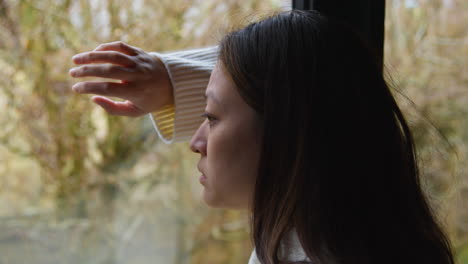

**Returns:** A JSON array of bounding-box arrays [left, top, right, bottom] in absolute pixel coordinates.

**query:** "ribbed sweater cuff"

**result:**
[[148, 46, 218, 143]]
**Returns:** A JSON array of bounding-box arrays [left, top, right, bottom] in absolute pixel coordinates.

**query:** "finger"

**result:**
[[69, 64, 138, 80], [72, 81, 133, 98], [93, 41, 140, 56], [92, 96, 145, 117], [72, 51, 136, 67]]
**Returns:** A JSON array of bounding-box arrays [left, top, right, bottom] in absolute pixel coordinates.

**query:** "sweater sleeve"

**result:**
[[148, 46, 219, 143]]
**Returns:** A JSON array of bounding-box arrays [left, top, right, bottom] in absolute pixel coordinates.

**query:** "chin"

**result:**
[[202, 190, 246, 210], [202, 190, 223, 208]]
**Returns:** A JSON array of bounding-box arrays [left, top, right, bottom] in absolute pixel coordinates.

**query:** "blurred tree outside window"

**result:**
[[385, 1, 467, 262], [0, 0, 466, 263]]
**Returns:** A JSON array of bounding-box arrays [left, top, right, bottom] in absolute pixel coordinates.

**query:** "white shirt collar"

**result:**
[[248, 229, 311, 264]]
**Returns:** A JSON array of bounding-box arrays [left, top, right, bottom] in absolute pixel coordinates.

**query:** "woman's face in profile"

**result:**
[[190, 62, 262, 210]]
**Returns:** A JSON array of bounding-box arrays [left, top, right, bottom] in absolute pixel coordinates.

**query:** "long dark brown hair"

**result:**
[[218, 10, 454, 264]]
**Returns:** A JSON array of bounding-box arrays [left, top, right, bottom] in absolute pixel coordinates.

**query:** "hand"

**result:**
[[70, 41, 174, 117]]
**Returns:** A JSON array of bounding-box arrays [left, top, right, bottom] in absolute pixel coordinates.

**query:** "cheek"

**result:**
[[205, 121, 261, 208]]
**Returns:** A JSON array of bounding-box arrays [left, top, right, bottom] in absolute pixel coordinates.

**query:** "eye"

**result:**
[[201, 112, 217, 126]]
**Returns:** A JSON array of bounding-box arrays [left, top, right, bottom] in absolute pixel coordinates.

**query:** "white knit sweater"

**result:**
[[149, 47, 311, 264], [149, 46, 218, 143]]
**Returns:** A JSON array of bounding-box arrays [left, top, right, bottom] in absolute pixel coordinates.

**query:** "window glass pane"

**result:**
[[1, 0, 466, 263], [385, 1, 467, 262], [0, 1, 287, 263]]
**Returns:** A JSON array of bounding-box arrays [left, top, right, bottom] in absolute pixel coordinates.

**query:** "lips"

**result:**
[[199, 174, 207, 184], [197, 164, 204, 175], [197, 163, 207, 183]]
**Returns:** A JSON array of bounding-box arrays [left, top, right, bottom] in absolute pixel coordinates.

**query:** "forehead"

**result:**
[[205, 63, 237, 104]]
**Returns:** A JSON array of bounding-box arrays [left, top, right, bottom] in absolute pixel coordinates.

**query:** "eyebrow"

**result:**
[[204, 90, 223, 107]]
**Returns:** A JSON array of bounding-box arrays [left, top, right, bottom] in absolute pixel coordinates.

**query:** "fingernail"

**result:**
[[69, 68, 76, 77], [72, 55, 81, 63], [71, 84, 80, 93]]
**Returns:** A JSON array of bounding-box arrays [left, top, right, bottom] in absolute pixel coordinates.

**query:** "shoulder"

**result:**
[[249, 229, 312, 264], [278, 229, 311, 262], [248, 249, 261, 264]]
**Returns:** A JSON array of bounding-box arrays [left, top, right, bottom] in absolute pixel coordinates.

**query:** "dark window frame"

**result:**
[[292, 0, 386, 71]]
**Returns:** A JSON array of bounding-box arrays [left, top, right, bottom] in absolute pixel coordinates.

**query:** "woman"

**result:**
[[70, 10, 454, 264]]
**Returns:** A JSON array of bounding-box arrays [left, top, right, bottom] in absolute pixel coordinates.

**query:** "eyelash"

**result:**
[[201, 112, 217, 126]]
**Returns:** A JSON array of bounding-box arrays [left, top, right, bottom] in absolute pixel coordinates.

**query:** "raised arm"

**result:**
[[149, 46, 218, 143], [70, 41, 218, 143]]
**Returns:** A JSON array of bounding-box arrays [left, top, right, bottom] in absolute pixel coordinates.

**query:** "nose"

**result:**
[[190, 121, 208, 155]]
